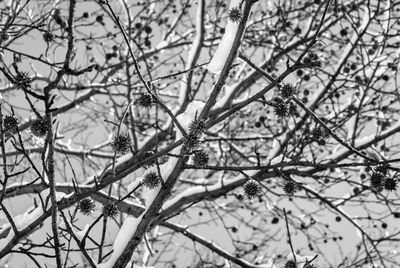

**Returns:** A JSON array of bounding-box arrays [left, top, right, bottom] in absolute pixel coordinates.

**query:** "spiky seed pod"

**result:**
[[317, 139, 326, 146], [141, 151, 156, 167], [384, 177, 397, 191], [185, 133, 200, 148], [77, 197, 96, 216], [143, 171, 160, 189], [370, 172, 385, 192], [0, 32, 9, 41], [105, 52, 116, 60], [188, 119, 205, 136], [3, 115, 19, 130], [228, 6, 243, 23], [243, 180, 261, 199], [135, 92, 154, 108], [284, 260, 297, 268], [43, 32, 54, 43], [312, 126, 326, 140], [283, 180, 297, 196], [102, 203, 119, 219], [15, 72, 31, 88], [30, 118, 48, 137], [111, 133, 131, 154], [375, 165, 388, 175], [193, 150, 209, 167], [280, 83, 296, 99], [274, 100, 289, 118], [141, 151, 153, 159]]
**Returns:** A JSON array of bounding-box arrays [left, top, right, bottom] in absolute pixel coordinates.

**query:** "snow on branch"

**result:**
[[0, 189, 67, 252], [98, 101, 205, 268], [207, 0, 242, 74]]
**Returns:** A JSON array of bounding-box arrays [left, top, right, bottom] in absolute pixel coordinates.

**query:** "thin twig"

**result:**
[[284, 208, 297, 265]]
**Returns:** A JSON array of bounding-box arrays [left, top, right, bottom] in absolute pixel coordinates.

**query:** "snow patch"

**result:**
[[286, 253, 316, 264], [269, 154, 289, 166], [98, 216, 142, 268], [267, 138, 282, 162], [75, 224, 89, 241], [0, 189, 69, 251], [207, 0, 242, 74]]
